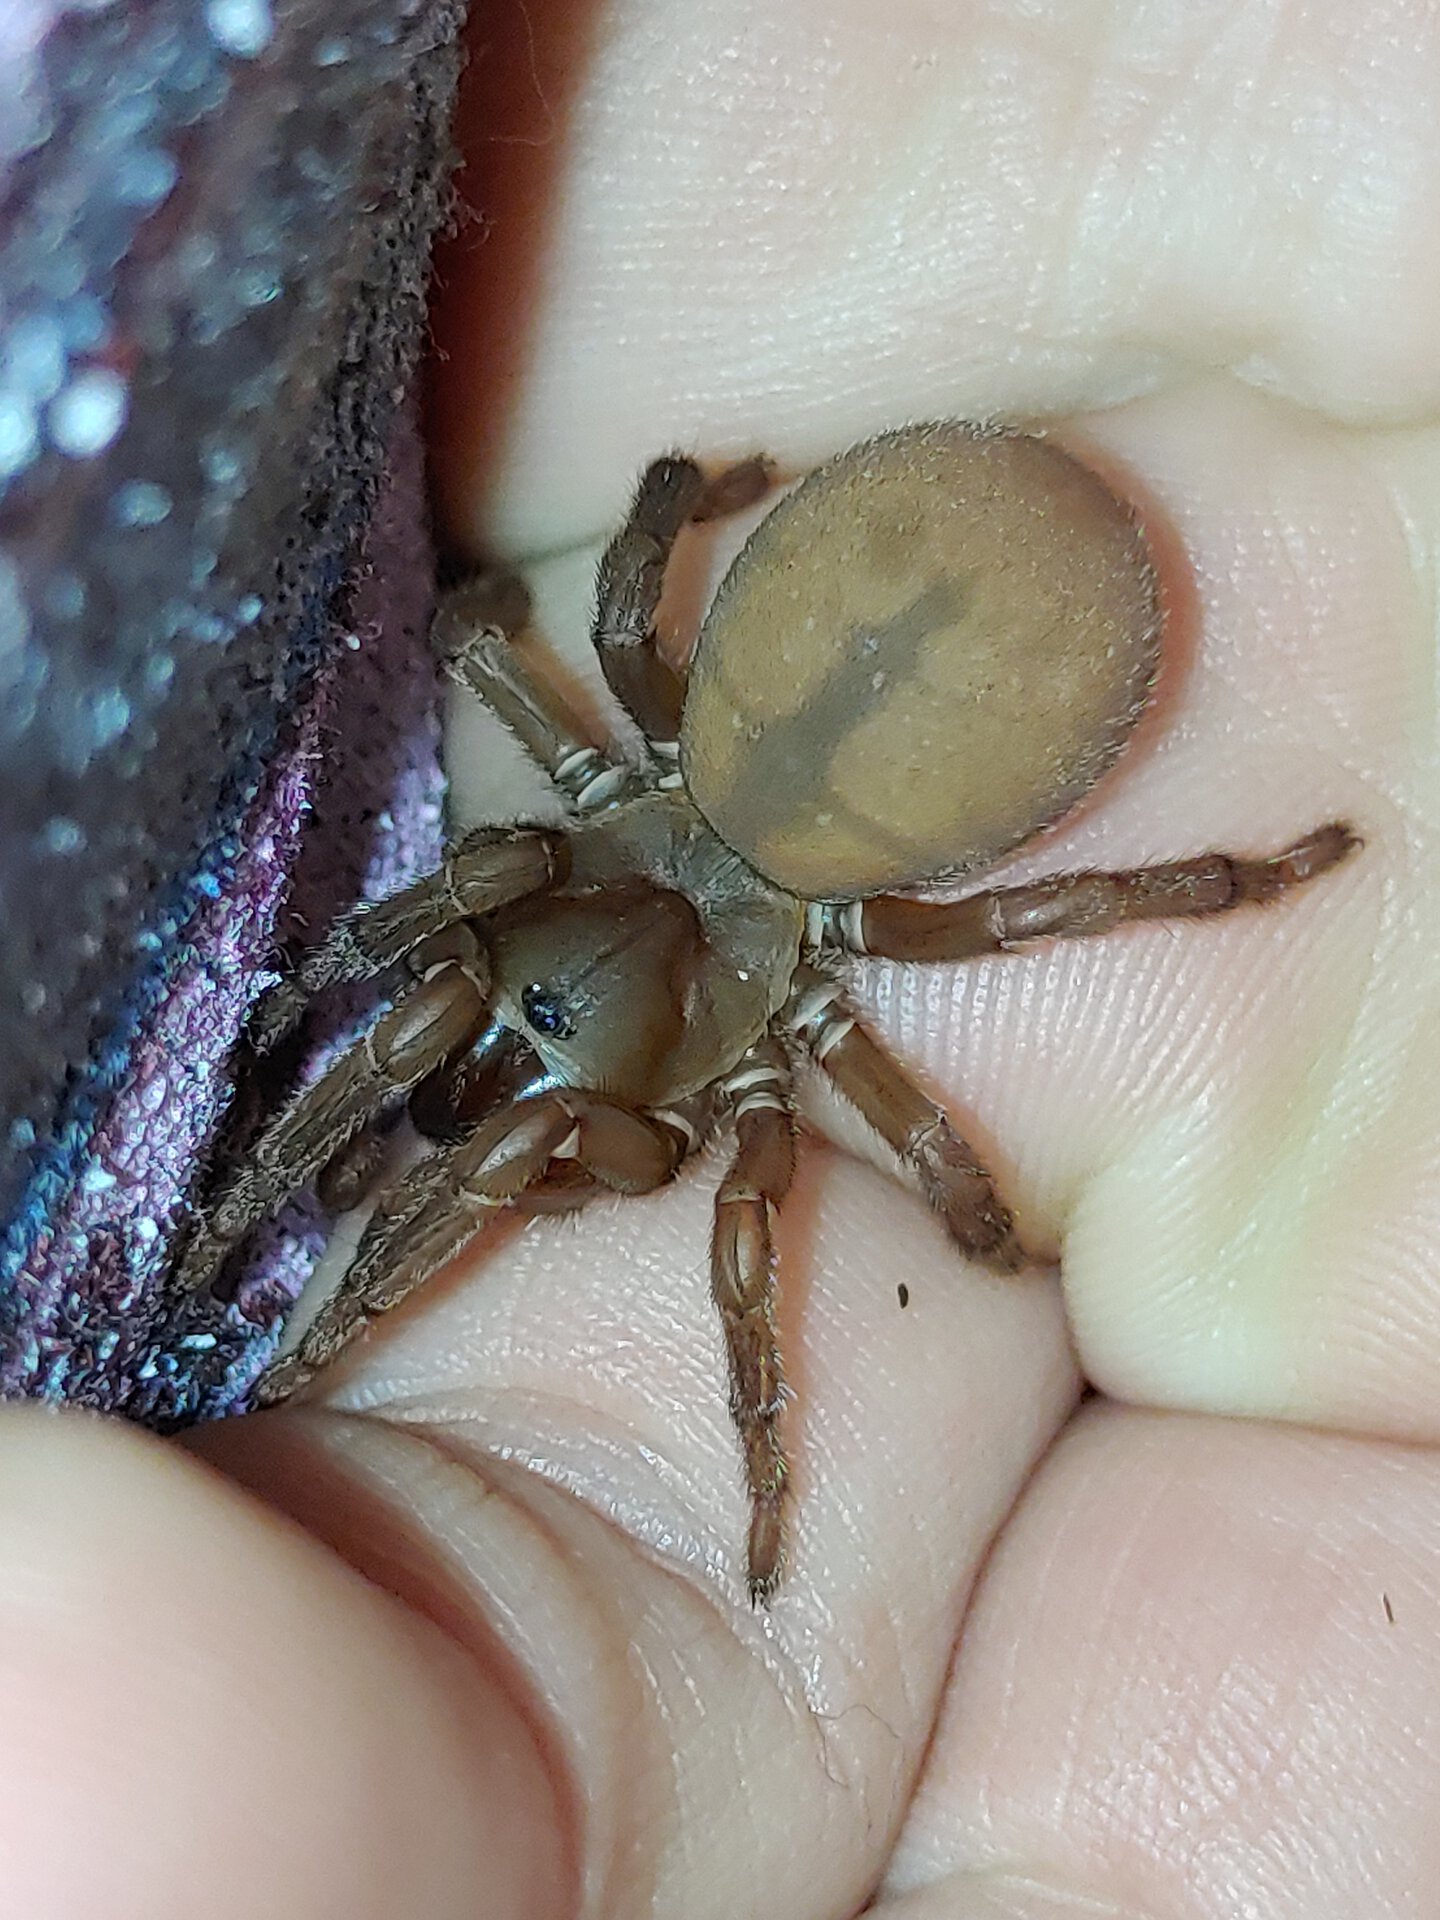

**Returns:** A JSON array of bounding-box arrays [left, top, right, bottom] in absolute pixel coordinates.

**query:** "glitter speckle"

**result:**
[[5, 313, 68, 404], [48, 368, 128, 458], [40, 816, 85, 854], [0, 397, 40, 478], [202, 443, 243, 487], [113, 148, 180, 208], [112, 479, 173, 527], [238, 267, 281, 308], [43, 572, 86, 620], [88, 686, 133, 746], [206, 0, 274, 59], [0, 556, 31, 669]]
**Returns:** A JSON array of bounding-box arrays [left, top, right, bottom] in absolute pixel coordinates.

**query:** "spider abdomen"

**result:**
[[680, 422, 1163, 900]]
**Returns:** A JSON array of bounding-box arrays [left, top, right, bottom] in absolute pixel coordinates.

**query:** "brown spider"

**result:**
[[176, 423, 1356, 1602]]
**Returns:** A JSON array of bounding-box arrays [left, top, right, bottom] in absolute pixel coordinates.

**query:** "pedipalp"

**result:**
[[176, 952, 494, 1296], [249, 824, 565, 1056]]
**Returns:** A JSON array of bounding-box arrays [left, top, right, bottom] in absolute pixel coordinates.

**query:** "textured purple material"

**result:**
[[1, 407, 445, 1422], [0, 0, 466, 1417], [0, 688, 324, 1416], [0, 0, 464, 1231]]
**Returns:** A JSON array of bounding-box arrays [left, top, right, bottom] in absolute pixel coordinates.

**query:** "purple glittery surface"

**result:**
[[0, 0, 463, 1227], [1, 406, 445, 1423], [0, 0, 464, 1421]]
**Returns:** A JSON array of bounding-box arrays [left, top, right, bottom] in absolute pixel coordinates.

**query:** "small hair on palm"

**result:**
[[175, 423, 1357, 1603]]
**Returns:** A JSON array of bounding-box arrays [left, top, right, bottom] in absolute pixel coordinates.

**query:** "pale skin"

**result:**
[[3, 2, 1439, 1915]]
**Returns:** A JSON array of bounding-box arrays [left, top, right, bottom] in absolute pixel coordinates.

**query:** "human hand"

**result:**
[[6, 4, 1438, 1915]]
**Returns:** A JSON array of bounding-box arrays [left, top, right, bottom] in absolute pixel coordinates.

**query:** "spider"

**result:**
[[176, 422, 1357, 1602]]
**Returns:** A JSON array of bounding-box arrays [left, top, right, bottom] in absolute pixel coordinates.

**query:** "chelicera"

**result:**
[[177, 423, 1356, 1601]]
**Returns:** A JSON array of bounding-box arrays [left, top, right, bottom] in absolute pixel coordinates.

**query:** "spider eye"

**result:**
[[521, 982, 575, 1040]]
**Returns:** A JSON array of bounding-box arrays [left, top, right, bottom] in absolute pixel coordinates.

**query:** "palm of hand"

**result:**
[[7, 6, 1439, 1917]]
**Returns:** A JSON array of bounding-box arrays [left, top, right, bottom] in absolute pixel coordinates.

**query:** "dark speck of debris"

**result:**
[[1383, 1592, 1396, 1625], [897, 1283, 910, 1309]]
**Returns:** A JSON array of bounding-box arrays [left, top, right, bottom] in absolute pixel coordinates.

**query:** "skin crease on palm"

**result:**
[[3, 1, 1440, 1916]]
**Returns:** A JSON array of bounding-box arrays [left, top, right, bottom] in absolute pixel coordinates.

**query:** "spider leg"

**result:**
[[314, 1122, 394, 1214], [175, 951, 494, 1295], [788, 964, 1027, 1271], [311, 1018, 533, 1217], [249, 823, 564, 1056], [593, 453, 772, 750], [710, 1036, 797, 1605], [434, 575, 642, 813], [254, 1091, 698, 1405], [407, 1019, 537, 1145], [814, 823, 1359, 963]]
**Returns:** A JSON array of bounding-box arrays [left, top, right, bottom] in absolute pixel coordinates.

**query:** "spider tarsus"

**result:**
[[434, 570, 534, 655], [937, 1200, 1030, 1274], [316, 1124, 392, 1211], [251, 1353, 305, 1408], [1235, 820, 1360, 902], [644, 453, 706, 513], [912, 1123, 1029, 1272], [747, 1502, 786, 1609], [248, 975, 311, 1058], [692, 455, 774, 524]]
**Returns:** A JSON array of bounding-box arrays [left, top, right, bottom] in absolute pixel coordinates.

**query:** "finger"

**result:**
[[428, 0, 1440, 552], [857, 388, 1435, 1437], [197, 1147, 1077, 1920], [879, 1407, 1440, 1918], [0, 1409, 567, 1920]]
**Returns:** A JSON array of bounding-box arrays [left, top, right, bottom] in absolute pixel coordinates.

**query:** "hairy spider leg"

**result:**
[[592, 454, 772, 755], [812, 823, 1360, 963], [406, 1018, 542, 1144], [314, 1123, 395, 1214], [254, 1092, 698, 1405], [176, 952, 494, 1295], [249, 825, 564, 1056], [787, 965, 1027, 1271], [319, 1015, 540, 1210], [710, 1035, 798, 1605], [434, 576, 643, 814]]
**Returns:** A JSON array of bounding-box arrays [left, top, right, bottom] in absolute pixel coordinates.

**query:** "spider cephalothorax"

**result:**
[[176, 423, 1356, 1600]]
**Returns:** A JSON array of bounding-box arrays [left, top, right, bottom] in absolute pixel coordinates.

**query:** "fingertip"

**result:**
[[0, 1406, 569, 1920]]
